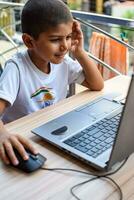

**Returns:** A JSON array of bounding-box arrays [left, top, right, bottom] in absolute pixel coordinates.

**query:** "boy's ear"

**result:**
[[22, 33, 35, 48]]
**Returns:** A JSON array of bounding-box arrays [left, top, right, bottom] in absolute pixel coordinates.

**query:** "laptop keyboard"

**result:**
[[64, 113, 121, 158]]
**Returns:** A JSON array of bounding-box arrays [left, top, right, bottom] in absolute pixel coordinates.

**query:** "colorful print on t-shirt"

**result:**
[[31, 86, 55, 107]]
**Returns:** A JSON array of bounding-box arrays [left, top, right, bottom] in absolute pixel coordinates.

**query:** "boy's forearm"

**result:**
[[76, 50, 104, 91], [0, 120, 4, 131], [0, 120, 8, 135]]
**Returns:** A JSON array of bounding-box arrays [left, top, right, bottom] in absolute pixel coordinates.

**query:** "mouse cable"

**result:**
[[69, 173, 123, 200], [41, 156, 129, 200]]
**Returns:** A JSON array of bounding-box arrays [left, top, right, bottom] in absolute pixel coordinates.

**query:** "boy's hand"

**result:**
[[71, 20, 84, 58], [0, 132, 38, 165]]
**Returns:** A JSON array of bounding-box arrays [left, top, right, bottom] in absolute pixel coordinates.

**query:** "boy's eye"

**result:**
[[66, 35, 72, 40], [50, 35, 72, 42], [50, 39, 60, 42]]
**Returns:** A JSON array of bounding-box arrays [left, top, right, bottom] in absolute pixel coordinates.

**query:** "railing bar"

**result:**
[[0, 1, 24, 8], [72, 10, 134, 28], [90, 22, 134, 32], [0, 29, 18, 50], [0, 51, 7, 62], [76, 18, 134, 51], [0, 45, 21, 56], [87, 52, 122, 75]]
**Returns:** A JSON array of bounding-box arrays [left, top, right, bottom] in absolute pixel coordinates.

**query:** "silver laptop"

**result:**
[[32, 74, 134, 171]]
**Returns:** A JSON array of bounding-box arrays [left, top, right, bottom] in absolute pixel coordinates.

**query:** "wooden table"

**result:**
[[1, 75, 133, 200]]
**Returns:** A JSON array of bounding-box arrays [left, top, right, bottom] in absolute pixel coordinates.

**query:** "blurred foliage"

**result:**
[[68, 0, 82, 10], [120, 10, 134, 42]]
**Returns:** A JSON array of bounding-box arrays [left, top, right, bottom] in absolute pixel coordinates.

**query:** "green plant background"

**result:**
[[120, 10, 134, 43]]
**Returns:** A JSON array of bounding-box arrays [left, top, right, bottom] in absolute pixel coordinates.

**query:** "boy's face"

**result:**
[[27, 21, 73, 65]]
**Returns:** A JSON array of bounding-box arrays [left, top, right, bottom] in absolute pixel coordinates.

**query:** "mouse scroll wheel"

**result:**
[[30, 154, 39, 160]]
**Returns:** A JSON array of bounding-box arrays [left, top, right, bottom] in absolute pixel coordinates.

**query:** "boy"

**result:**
[[0, 0, 104, 166]]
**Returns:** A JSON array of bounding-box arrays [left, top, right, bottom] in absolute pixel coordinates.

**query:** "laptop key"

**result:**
[[86, 144, 93, 150], [74, 132, 84, 138], [87, 126, 96, 131], [90, 128, 100, 135], [83, 134, 89, 139], [91, 147, 98, 153], [96, 144, 103, 150], [75, 145, 88, 153], [105, 137, 114, 144], [94, 139, 101, 144], [79, 142, 87, 147], [88, 136, 95, 141], [78, 137, 86, 142], [93, 131, 103, 138], [99, 135, 106, 141], [87, 150, 94, 156], [101, 129, 107, 133], [73, 139, 81, 145]]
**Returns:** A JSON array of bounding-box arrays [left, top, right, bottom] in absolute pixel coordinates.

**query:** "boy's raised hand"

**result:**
[[0, 127, 38, 165], [71, 20, 84, 58]]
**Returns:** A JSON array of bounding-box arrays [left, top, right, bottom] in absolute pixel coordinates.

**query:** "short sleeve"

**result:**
[[0, 62, 20, 105], [65, 55, 85, 85]]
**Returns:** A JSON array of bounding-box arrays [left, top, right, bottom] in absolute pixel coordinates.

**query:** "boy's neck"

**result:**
[[28, 50, 50, 74]]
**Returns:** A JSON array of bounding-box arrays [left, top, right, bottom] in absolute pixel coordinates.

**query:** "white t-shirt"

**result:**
[[0, 50, 85, 123]]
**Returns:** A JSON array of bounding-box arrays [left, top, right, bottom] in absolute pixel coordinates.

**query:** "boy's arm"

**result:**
[[76, 50, 104, 90], [0, 99, 38, 165], [71, 21, 104, 91]]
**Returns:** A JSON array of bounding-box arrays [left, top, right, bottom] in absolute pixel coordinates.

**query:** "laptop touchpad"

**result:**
[[76, 98, 121, 119]]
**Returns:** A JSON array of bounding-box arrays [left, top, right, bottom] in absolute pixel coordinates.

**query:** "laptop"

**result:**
[[32, 74, 134, 171]]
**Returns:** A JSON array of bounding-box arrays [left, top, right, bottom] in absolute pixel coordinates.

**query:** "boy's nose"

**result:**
[[60, 40, 68, 51]]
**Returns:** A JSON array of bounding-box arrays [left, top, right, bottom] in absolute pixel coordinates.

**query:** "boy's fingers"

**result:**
[[72, 20, 81, 32], [10, 136, 29, 161], [17, 135, 38, 155], [4, 142, 19, 166], [0, 144, 10, 165], [71, 40, 78, 46], [0, 134, 37, 165]]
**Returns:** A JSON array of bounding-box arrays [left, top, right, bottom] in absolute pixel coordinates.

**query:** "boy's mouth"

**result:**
[[55, 51, 68, 57], [55, 54, 66, 59]]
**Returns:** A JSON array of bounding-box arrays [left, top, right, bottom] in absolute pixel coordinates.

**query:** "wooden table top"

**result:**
[[1, 75, 133, 200]]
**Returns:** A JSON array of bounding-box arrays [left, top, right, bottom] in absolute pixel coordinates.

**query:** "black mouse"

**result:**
[[9, 148, 47, 173]]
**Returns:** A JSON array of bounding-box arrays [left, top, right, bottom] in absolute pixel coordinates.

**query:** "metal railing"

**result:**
[[72, 10, 134, 28], [0, 2, 134, 69], [0, 1, 23, 60], [69, 10, 134, 95], [72, 10, 134, 75], [0, 2, 134, 94], [0, 1, 24, 10], [75, 17, 134, 51]]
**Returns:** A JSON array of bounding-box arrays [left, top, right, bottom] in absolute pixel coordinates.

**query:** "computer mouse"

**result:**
[[9, 148, 47, 173]]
